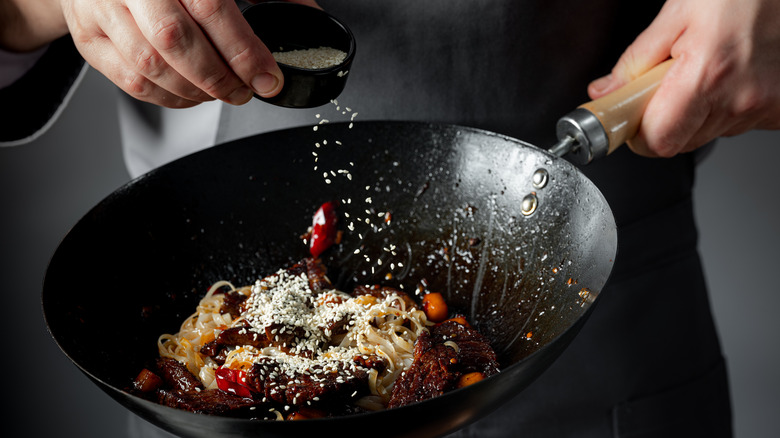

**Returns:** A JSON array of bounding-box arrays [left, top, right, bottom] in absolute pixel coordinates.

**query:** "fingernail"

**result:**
[[590, 74, 613, 93], [227, 86, 254, 105], [252, 72, 281, 96]]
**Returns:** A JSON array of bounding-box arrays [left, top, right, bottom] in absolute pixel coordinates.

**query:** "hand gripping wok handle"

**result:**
[[554, 59, 674, 164]]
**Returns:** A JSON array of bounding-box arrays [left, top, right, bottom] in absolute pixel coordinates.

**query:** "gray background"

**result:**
[[1, 68, 778, 436]]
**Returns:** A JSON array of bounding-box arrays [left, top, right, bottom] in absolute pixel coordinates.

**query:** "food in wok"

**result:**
[[130, 203, 500, 420]]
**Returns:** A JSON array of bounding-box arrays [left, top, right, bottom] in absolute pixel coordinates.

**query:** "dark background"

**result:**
[[1, 68, 778, 437]]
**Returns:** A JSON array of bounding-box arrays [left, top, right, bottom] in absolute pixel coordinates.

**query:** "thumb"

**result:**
[[588, 2, 686, 99]]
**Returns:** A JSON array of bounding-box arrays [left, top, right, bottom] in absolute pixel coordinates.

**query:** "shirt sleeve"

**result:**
[[0, 45, 47, 89], [0, 36, 87, 146]]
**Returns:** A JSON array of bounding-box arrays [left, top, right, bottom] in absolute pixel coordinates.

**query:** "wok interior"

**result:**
[[43, 121, 616, 436]]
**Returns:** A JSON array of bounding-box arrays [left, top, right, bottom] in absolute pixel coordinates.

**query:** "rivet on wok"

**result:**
[[532, 169, 549, 189], [521, 194, 538, 216]]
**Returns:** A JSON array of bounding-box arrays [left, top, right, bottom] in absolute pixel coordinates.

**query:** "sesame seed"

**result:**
[[273, 47, 346, 70]]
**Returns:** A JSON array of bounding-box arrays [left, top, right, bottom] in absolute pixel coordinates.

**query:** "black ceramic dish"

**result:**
[[242, 2, 356, 108], [43, 121, 616, 437]]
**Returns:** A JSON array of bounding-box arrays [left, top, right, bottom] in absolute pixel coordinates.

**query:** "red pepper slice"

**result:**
[[215, 368, 252, 398], [309, 201, 338, 258]]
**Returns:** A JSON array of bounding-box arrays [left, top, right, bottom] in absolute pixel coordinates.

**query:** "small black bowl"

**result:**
[[242, 2, 356, 108]]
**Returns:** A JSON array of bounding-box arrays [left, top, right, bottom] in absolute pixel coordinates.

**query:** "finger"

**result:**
[[100, 4, 214, 102], [178, 0, 283, 98], [289, 0, 322, 9], [630, 55, 711, 157], [79, 34, 202, 108], [127, 0, 254, 105], [589, 1, 687, 99], [245, 0, 322, 9]]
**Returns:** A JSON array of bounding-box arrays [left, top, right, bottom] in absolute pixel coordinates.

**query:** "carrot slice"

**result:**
[[457, 372, 485, 388], [422, 292, 448, 322]]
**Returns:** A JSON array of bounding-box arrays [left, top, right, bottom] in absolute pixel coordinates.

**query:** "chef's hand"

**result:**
[[56, 0, 319, 108], [59, 0, 308, 108], [587, 0, 780, 158]]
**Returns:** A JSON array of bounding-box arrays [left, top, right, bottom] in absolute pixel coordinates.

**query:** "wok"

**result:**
[[42, 120, 614, 437], [42, 61, 674, 437]]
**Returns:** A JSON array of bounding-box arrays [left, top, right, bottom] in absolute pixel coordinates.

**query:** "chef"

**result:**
[[3, 0, 779, 436]]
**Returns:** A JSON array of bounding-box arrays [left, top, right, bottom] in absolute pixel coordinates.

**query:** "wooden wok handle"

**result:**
[[554, 59, 674, 164], [580, 59, 674, 154]]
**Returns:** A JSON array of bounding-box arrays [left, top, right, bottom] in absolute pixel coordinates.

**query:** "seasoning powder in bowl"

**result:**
[[273, 47, 348, 70], [242, 2, 356, 108]]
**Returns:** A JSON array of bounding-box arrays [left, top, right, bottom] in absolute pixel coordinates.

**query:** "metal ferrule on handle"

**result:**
[[551, 59, 675, 165]]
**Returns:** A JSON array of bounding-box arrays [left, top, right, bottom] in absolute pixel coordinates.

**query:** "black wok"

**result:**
[[43, 120, 617, 437]]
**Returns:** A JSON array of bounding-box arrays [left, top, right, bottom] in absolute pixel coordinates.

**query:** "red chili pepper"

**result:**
[[215, 368, 252, 398], [309, 201, 338, 258]]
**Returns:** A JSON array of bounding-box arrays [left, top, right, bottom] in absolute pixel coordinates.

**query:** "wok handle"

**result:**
[[554, 59, 674, 164]]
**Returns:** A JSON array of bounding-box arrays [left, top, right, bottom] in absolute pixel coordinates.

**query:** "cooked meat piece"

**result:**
[[387, 321, 499, 408], [199, 340, 220, 358], [213, 324, 271, 350], [432, 321, 500, 375], [219, 289, 248, 318], [244, 357, 370, 408], [353, 354, 387, 373], [386, 332, 457, 408], [263, 323, 313, 356], [207, 322, 315, 358], [157, 388, 259, 415], [305, 257, 333, 293], [155, 357, 203, 392], [200, 339, 243, 365], [321, 315, 350, 339], [352, 284, 417, 310], [251, 258, 330, 295]]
